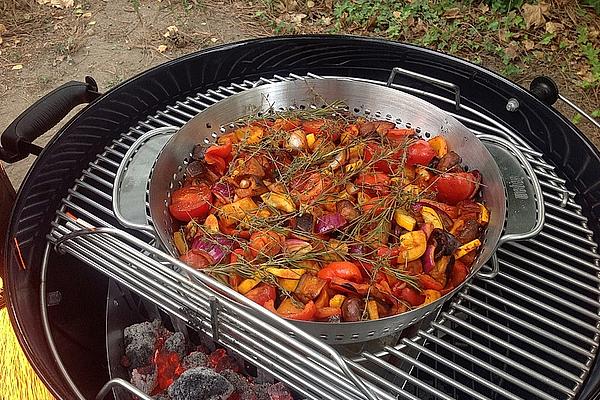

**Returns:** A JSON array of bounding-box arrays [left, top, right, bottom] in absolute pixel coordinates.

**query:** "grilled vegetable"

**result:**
[[171, 113, 491, 322]]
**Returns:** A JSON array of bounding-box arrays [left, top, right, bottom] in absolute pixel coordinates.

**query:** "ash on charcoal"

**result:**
[[267, 382, 294, 400], [168, 367, 234, 400], [182, 351, 209, 369], [254, 383, 271, 400], [220, 369, 254, 400], [164, 331, 186, 358], [124, 321, 158, 369], [131, 366, 157, 395]]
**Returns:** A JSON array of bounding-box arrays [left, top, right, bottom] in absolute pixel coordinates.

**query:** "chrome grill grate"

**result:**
[[48, 72, 599, 400]]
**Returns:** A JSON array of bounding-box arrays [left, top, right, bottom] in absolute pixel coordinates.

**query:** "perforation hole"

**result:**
[[386, 114, 393, 120], [374, 111, 382, 118], [206, 122, 212, 129], [367, 331, 375, 337], [203, 137, 210, 144], [353, 107, 361, 113], [395, 118, 402, 125], [319, 334, 328, 340], [299, 104, 306, 110], [336, 335, 346, 341], [364, 109, 371, 115], [424, 131, 432, 138], [309, 103, 317, 109], [405, 122, 412, 129], [351, 333, 359, 339], [211, 131, 218, 139]]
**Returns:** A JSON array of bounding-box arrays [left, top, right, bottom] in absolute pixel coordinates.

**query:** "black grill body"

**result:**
[[3, 35, 600, 400]]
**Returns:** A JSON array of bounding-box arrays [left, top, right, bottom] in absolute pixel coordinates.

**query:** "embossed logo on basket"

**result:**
[[508, 176, 529, 200]]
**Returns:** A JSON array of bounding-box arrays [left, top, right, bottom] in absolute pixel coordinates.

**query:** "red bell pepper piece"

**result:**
[[418, 274, 444, 291], [317, 261, 364, 283], [315, 307, 342, 320], [245, 284, 277, 307], [276, 298, 317, 321]]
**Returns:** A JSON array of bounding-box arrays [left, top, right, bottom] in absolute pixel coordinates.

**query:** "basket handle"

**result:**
[[477, 134, 545, 279], [112, 126, 178, 234], [386, 67, 461, 111]]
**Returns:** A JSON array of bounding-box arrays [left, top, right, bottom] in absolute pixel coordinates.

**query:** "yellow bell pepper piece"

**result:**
[[306, 133, 316, 149], [478, 203, 490, 224], [393, 210, 416, 231], [204, 214, 220, 234], [234, 125, 264, 144], [329, 294, 346, 308], [278, 278, 300, 292], [265, 267, 306, 279], [173, 231, 188, 255], [402, 184, 421, 196], [422, 289, 442, 305], [367, 300, 379, 320], [344, 160, 363, 173], [261, 192, 296, 213], [421, 206, 443, 230], [397, 230, 427, 263], [428, 136, 448, 158], [219, 197, 258, 226], [238, 278, 261, 294], [455, 239, 482, 259]]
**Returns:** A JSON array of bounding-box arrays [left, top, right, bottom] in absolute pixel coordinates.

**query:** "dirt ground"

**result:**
[[1, 0, 599, 189]]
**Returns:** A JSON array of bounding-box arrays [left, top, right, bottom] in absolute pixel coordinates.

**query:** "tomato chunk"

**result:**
[[406, 140, 436, 166], [435, 172, 478, 205], [302, 120, 326, 134], [169, 183, 213, 222]]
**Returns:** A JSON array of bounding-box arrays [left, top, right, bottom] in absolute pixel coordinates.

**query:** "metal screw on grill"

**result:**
[[506, 98, 520, 112]]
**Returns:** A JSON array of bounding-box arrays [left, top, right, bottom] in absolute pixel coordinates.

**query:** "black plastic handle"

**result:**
[[0, 76, 101, 163], [530, 76, 559, 106]]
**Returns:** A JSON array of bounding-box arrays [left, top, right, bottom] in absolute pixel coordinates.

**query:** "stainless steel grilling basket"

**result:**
[[112, 69, 545, 345]]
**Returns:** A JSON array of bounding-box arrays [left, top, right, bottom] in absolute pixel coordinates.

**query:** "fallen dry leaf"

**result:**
[[392, 11, 402, 18], [545, 21, 562, 34], [11, 64, 23, 70], [82, 12, 92, 18], [39, 0, 74, 8], [163, 25, 179, 38], [478, 3, 489, 13], [0, 23, 6, 35], [443, 7, 461, 19], [523, 39, 535, 51], [522, 3, 550, 30], [157, 44, 168, 53], [291, 13, 307, 25], [504, 42, 520, 60], [306, 0, 315, 8], [321, 16, 332, 26], [88, 20, 96, 25], [210, 37, 218, 43]]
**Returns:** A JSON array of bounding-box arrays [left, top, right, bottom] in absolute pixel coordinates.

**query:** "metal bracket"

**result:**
[[95, 378, 153, 400], [387, 67, 461, 111]]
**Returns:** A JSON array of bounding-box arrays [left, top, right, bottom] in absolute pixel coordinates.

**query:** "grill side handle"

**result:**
[[477, 134, 545, 279], [112, 127, 178, 234], [0, 76, 101, 163]]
